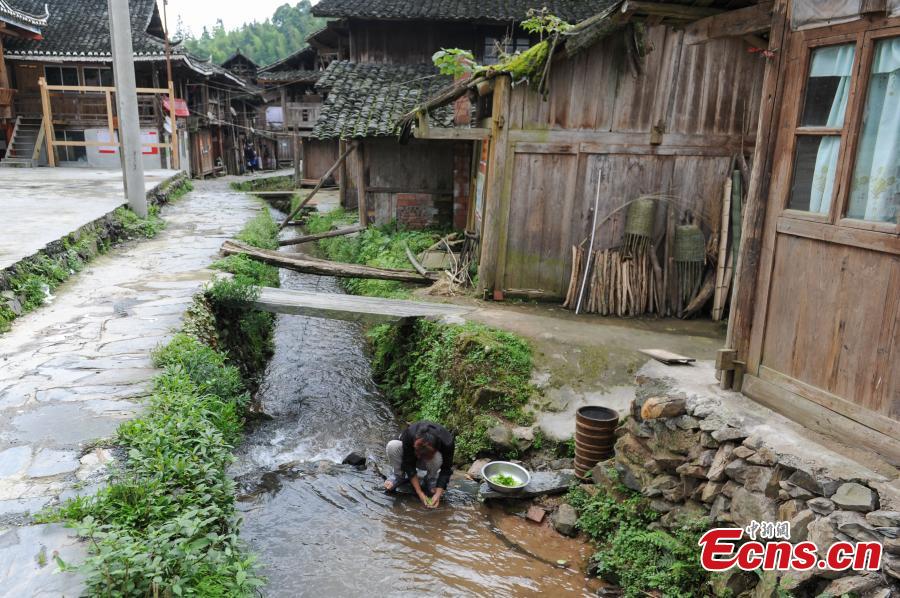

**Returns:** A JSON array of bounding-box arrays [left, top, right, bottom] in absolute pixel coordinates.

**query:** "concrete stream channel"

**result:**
[[233, 206, 600, 597]]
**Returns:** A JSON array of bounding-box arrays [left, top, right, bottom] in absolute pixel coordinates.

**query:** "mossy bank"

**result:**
[[301, 209, 543, 463], [0, 173, 193, 333], [40, 208, 279, 596]]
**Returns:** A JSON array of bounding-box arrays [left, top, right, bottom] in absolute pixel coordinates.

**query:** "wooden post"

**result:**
[[355, 141, 368, 227], [724, 0, 788, 386], [105, 90, 116, 150], [338, 139, 347, 206], [38, 77, 56, 167], [293, 133, 303, 186], [477, 75, 512, 299], [168, 81, 180, 170]]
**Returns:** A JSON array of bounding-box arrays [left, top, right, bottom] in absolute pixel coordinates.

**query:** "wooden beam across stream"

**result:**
[[252, 287, 473, 325]]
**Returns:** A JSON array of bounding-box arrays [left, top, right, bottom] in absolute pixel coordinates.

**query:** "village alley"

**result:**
[[0, 179, 259, 595]]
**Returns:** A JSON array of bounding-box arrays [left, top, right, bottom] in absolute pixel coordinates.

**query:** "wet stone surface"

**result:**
[[0, 177, 260, 594]]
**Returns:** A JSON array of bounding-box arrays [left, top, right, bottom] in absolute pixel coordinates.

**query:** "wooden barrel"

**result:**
[[574, 406, 618, 478]]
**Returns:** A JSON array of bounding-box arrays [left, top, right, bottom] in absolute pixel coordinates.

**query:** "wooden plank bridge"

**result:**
[[252, 287, 473, 324]]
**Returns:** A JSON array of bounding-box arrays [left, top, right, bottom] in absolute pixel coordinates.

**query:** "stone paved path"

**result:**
[[0, 177, 260, 595]]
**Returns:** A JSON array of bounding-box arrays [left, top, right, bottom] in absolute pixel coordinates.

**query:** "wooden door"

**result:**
[[744, 17, 900, 460]]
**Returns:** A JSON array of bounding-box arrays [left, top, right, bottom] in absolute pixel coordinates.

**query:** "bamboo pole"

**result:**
[[38, 77, 56, 167], [278, 224, 365, 247], [279, 142, 356, 231]]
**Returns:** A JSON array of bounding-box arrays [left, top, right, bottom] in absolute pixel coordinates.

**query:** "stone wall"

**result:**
[[613, 361, 899, 597]]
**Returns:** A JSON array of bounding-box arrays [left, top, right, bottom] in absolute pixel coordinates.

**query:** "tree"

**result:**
[[181, 1, 324, 67]]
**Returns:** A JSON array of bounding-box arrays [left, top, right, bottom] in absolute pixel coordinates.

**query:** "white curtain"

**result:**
[[848, 38, 900, 223], [808, 45, 855, 214]]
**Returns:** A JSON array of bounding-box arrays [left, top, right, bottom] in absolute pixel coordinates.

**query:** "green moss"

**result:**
[[567, 482, 711, 597], [369, 320, 535, 462], [306, 209, 442, 299]]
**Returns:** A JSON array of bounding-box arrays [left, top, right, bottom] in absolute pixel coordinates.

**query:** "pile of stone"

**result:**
[[612, 362, 899, 597]]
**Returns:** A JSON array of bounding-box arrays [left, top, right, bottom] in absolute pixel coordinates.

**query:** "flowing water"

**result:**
[[234, 235, 599, 597]]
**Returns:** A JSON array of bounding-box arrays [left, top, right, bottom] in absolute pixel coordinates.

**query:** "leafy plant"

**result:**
[[432, 48, 478, 77], [307, 209, 442, 299], [521, 8, 573, 39], [114, 205, 166, 239], [567, 485, 712, 597]]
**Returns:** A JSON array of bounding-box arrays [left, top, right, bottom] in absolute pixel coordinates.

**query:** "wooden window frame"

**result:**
[[779, 20, 900, 239], [835, 24, 900, 234]]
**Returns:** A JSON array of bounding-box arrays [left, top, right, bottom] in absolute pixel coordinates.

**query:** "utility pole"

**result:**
[[108, 0, 148, 217]]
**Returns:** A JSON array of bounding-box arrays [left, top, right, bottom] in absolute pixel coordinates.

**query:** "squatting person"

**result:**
[[384, 421, 455, 508]]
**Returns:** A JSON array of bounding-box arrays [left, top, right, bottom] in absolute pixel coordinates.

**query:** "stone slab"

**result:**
[[0, 168, 178, 272]]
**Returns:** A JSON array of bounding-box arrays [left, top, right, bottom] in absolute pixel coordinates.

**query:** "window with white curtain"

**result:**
[[788, 44, 856, 214], [847, 37, 899, 224]]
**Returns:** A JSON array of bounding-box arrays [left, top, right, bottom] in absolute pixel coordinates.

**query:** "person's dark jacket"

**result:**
[[399, 421, 455, 490]]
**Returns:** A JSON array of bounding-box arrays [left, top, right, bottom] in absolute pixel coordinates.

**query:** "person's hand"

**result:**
[[419, 493, 433, 507], [426, 489, 444, 509]]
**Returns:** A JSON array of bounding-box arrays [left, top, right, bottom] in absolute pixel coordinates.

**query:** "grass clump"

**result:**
[[567, 472, 711, 597], [113, 205, 166, 239], [306, 208, 441, 299], [369, 319, 535, 461], [43, 333, 262, 596], [235, 210, 280, 251], [231, 175, 294, 193]]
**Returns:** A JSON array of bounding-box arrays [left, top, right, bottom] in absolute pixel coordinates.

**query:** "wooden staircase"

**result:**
[[1, 117, 44, 168]]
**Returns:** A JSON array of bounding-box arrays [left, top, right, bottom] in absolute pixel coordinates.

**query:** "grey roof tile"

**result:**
[[313, 61, 453, 140], [313, 0, 599, 22], [4, 0, 168, 59]]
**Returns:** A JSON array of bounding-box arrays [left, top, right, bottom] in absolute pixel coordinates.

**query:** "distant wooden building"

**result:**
[[309, 0, 599, 228], [725, 0, 899, 462], [0, 0, 47, 159], [1, 0, 261, 176]]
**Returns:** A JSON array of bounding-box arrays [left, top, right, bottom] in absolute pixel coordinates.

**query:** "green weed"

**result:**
[[114, 205, 166, 239], [307, 209, 441, 299], [567, 483, 711, 597], [369, 320, 534, 462]]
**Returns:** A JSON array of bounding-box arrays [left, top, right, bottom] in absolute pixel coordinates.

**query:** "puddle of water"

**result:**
[[234, 224, 597, 597]]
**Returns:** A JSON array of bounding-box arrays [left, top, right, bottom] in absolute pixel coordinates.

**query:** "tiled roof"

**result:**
[[257, 69, 321, 84], [0, 0, 48, 34], [313, 61, 453, 140], [312, 0, 599, 23], [3, 0, 169, 59]]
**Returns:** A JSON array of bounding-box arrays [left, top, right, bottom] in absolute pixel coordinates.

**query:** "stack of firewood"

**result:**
[[564, 245, 662, 316]]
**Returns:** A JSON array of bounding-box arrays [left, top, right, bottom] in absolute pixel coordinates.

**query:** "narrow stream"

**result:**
[[233, 217, 598, 597]]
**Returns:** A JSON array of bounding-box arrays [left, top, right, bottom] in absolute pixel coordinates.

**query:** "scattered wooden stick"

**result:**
[[278, 224, 365, 247], [222, 240, 436, 283], [278, 142, 356, 231]]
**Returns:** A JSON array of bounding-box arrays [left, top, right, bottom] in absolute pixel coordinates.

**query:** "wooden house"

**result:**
[[722, 0, 900, 461], [0, 1, 46, 160], [308, 0, 600, 228], [405, 0, 900, 461], [0, 0, 260, 176]]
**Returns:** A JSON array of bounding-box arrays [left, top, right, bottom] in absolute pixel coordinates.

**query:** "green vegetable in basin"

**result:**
[[490, 473, 520, 487]]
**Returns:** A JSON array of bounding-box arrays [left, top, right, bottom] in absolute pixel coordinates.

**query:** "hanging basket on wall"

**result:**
[[674, 224, 706, 307], [623, 197, 656, 257]]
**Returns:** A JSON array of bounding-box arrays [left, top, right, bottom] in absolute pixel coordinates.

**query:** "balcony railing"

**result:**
[[286, 102, 320, 130], [14, 92, 158, 125]]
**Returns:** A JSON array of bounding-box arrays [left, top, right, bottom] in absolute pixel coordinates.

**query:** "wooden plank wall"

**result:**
[[494, 25, 766, 299], [760, 237, 899, 424], [304, 138, 340, 182], [360, 138, 455, 227], [348, 19, 515, 64]]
